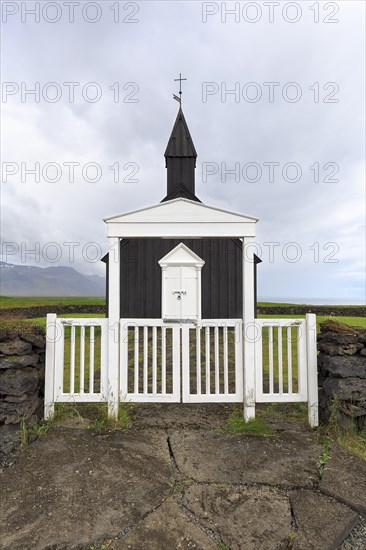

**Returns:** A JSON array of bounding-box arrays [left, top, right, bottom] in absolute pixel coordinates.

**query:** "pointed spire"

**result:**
[[164, 107, 198, 200], [164, 107, 197, 158]]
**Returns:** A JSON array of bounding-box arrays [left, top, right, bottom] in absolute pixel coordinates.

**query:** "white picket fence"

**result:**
[[44, 313, 318, 426]]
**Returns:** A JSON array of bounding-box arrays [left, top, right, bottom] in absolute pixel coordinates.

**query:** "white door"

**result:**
[[165, 265, 198, 320], [181, 266, 198, 319], [165, 266, 182, 320]]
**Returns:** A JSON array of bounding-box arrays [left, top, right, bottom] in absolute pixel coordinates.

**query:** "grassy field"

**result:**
[[259, 313, 365, 329], [258, 301, 364, 309], [0, 296, 105, 309]]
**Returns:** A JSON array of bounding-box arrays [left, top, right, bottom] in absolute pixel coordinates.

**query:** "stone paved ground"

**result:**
[[1, 404, 365, 550]]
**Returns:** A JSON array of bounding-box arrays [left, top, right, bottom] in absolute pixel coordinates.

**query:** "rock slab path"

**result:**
[[1, 404, 365, 550]]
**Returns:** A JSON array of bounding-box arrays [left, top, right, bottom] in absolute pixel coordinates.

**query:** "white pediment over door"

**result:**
[[158, 242, 205, 267]]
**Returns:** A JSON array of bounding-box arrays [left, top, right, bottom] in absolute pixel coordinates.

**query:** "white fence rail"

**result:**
[[45, 313, 318, 427]]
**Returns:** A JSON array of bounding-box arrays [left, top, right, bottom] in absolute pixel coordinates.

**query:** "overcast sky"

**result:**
[[1, 0, 365, 303]]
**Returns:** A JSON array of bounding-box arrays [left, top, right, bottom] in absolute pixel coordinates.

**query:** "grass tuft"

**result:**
[[318, 436, 332, 480], [19, 417, 50, 447], [228, 406, 273, 436], [324, 397, 366, 461]]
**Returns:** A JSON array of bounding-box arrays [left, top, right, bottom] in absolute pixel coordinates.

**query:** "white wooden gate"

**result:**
[[181, 321, 243, 402], [254, 316, 318, 427], [44, 315, 108, 419], [119, 319, 243, 403], [45, 314, 318, 426], [120, 320, 181, 402]]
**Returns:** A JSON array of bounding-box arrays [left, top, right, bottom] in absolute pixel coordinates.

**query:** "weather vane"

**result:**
[[173, 73, 187, 104]]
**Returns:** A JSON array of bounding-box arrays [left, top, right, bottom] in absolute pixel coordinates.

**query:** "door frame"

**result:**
[[158, 242, 205, 322]]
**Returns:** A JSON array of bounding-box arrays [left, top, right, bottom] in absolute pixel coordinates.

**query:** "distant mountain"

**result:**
[[0, 262, 106, 297]]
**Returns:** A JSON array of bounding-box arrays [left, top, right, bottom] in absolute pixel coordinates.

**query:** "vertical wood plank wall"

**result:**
[[117, 238, 245, 319]]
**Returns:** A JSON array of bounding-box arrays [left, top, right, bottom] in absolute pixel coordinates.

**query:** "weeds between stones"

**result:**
[[19, 417, 50, 447], [318, 436, 332, 481]]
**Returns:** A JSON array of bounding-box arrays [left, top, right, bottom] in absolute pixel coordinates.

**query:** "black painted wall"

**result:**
[[117, 237, 243, 319]]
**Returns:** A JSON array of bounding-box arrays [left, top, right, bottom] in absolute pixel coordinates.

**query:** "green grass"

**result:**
[[258, 313, 365, 330], [21, 313, 105, 330], [0, 296, 105, 309], [318, 436, 332, 480], [53, 402, 135, 430], [258, 301, 364, 309], [256, 402, 308, 424], [19, 417, 51, 447], [227, 406, 273, 435], [324, 398, 366, 461]]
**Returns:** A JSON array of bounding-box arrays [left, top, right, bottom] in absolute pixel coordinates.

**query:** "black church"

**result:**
[[102, 106, 261, 320]]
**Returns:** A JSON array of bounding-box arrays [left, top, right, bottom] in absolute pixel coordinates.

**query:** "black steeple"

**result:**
[[162, 106, 200, 202]]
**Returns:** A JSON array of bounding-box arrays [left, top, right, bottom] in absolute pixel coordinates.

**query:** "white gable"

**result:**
[[104, 198, 257, 238], [158, 243, 205, 267]]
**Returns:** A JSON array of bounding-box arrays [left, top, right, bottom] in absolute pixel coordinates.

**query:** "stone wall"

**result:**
[[258, 305, 365, 317], [318, 320, 366, 431], [1, 304, 364, 320], [0, 325, 46, 464]]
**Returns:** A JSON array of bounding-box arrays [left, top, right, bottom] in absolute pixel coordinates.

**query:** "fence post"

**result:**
[[44, 313, 57, 420], [242, 237, 256, 421], [306, 313, 318, 427], [108, 237, 120, 420]]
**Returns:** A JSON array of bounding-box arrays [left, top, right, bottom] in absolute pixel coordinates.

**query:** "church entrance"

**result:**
[[158, 243, 205, 323]]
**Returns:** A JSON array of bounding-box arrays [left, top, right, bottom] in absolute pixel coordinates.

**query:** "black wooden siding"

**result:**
[[117, 238, 243, 319]]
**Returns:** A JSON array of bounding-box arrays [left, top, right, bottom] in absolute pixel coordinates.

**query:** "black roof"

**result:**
[[164, 107, 197, 159]]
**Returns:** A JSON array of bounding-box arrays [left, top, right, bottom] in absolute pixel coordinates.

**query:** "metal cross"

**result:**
[[174, 73, 187, 102]]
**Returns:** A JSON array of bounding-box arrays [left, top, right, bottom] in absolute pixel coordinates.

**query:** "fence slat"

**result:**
[[89, 326, 94, 394], [205, 326, 210, 394], [287, 326, 293, 394], [278, 326, 283, 395], [80, 326, 85, 394], [196, 327, 201, 395], [215, 326, 219, 394], [269, 326, 274, 394], [172, 325, 181, 400], [224, 325, 228, 395], [162, 326, 166, 395], [152, 326, 157, 394], [134, 326, 139, 394], [182, 326, 190, 402], [70, 325, 75, 395], [296, 325, 300, 394], [143, 325, 148, 394]]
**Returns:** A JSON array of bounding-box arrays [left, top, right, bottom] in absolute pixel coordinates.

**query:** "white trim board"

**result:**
[[104, 198, 258, 238]]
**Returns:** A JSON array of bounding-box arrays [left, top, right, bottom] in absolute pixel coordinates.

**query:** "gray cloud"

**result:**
[[1, 0, 365, 301]]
